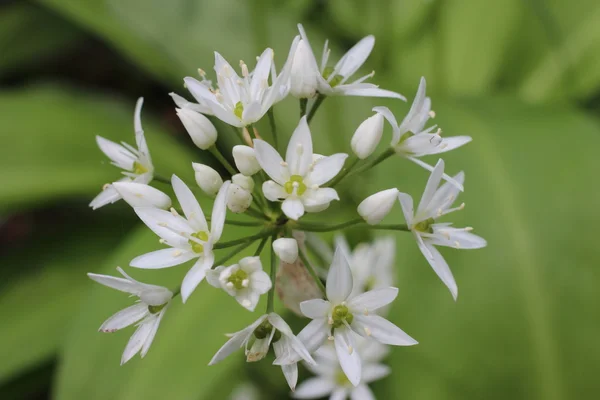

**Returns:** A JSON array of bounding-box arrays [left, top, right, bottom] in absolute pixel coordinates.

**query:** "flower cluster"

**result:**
[[87, 23, 486, 398]]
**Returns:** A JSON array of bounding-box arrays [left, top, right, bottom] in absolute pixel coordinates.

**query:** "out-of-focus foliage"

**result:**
[[0, 0, 599, 399]]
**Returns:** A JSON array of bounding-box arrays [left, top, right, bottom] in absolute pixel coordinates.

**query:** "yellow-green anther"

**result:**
[[331, 304, 354, 329], [413, 217, 435, 233], [227, 269, 249, 290], [284, 175, 307, 195], [253, 320, 282, 342], [234, 101, 244, 119], [322, 66, 344, 88], [189, 231, 209, 253], [133, 161, 148, 175], [148, 303, 167, 314]]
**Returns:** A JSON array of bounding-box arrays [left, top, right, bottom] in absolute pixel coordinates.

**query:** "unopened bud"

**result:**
[[232, 145, 261, 176], [176, 108, 217, 150], [273, 238, 299, 264], [289, 40, 319, 98], [232, 173, 255, 192], [357, 188, 399, 225], [192, 163, 223, 197], [227, 183, 253, 213], [351, 113, 384, 159], [112, 182, 171, 209]]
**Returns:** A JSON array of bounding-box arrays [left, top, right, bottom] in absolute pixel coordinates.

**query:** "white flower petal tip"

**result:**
[[351, 113, 384, 159], [176, 108, 217, 150], [232, 145, 261, 176], [358, 188, 399, 225], [192, 163, 223, 197], [112, 182, 171, 209], [273, 238, 299, 264], [227, 176, 254, 213]]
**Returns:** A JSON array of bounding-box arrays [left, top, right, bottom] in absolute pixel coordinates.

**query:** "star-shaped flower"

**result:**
[[130, 174, 230, 303], [254, 116, 347, 220]]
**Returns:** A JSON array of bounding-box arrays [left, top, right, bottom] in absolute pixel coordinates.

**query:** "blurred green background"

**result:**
[[1, 0, 599, 399]]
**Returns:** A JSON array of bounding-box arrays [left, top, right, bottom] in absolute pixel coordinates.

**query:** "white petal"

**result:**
[[305, 153, 348, 186], [112, 182, 171, 209], [353, 315, 417, 346], [134, 207, 194, 248], [293, 378, 335, 399], [397, 192, 414, 226], [120, 320, 153, 365], [95, 136, 135, 170], [140, 308, 166, 357], [262, 180, 287, 201], [302, 188, 339, 209], [286, 116, 313, 177], [350, 385, 375, 400], [297, 318, 329, 353], [426, 170, 465, 214], [208, 315, 267, 365], [236, 291, 260, 311], [334, 329, 361, 386], [372, 106, 399, 131], [428, 227, 487, 249], [348, 287, 398, 312], [254, 139, 287, 185], [269, 313, 316, 365], [250, 270, 272, 293], [331, 388, 350, 400], [250, 48, 273, 99], [241, 101, 263, 123], [211, 181, 231, 242], [130, 248, 196, 269], [335, 35, 374, 79], [206, 265, 225, 288], [181, 252, 214, 302], [417, 158, 445, 215], [326, 247, 353, 303], [99, 303, 148, 332], [282, 197, 305, 220], [362, 364, 391, 383], [171, 175, 208, 232], [398, 77, 427, 134], [87, 272, 140, 295], [300, 299, 331, 319], [428, 136, 472, 154], [138, 287, 172, 306], [416, 239, 457, 299], [335, 85, 406, 100], [281, 362, 298, 392], [89, 184, 122, 210]]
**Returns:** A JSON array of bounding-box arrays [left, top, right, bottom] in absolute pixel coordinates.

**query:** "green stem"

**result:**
[[245, 206, 269, 221], [254, 236, 270, 256], [348, 148, 395, 178], [267, 108, 279, 151], [300, 98, 308, 118], [298, 246, 326, 296], [266, 234, 277, 312], [223, 219, 265, 227], [208, 145, 237, 176], [230, 125, 246, 144], [326, 155, 360, 187], [372, 224, 410, 231], [213, 230, 273, 250], [213, 239, 259, 267], [294, 218, 365, 232], [153, 174, 171, 185], [307, 94, 326, 124], [171, 285, 181, 298]]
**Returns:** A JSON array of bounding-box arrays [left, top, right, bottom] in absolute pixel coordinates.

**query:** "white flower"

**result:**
[[207, 256, 271, 311], [273, 237, 299, 264], [183, 48, 289, 127], [87, 267, 172, 365], [112, 182, 171, 209], [176, 108, 217, 150], [170, 70, 215, 115], [357, 188, 399, 225], [335, 235, 396, 299], [227, 174, 254, 213], [298, 247, 417, 386], [129, 174, 230, 303], [374, 77, 472, 189], [351, 112, 384, 159], [292, 24, 405, 99], [209, 313, 316, 391], [233, 145, 262, 176], [294, 338, 390, 400], [397, 159, 487, 300], [192, 162, 223, 197], [254, 116, 347, 220], [90, 98, 154, 210]]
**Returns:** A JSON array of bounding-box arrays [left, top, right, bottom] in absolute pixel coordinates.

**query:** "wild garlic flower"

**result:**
[[130, 175, 230, 303], [254, 116, 347, 220], [294, 338, 390, 400], [290, 24, 405, 99], [90, 98, 153, 210], [299, 247, 417, 386], [210, 313, 316, 391], [87, 267, 172, 365], [397, 159, 486, 300], [112, 181, 171, 210], [183, 48, 291, 127], [207, 256, 272, 311]]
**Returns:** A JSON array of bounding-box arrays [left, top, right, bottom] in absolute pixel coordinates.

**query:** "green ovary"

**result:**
[[413, 217, 435, 234], [253, 320, 282, 342], [234, 101, 244, 119], [133, 161, 148, 174], [284, 175, 307, 195], [189, 231, 209, 253], [322, 66, 344, 87], [148, 303, 167, 314], [228, 269, 249, 290], [331, 304, 354, 329]]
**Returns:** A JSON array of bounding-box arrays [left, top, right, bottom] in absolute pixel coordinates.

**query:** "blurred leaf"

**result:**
[[359, 95, 600, 399], [0, 87, 196, 212]]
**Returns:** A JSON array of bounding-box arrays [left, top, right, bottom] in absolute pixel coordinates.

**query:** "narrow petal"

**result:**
[[99, 303, 148, 332], [206, 265, 225, 288], [334, 329, 361, 386], [428, 227, 487, 249], [134, 207, 194, 248], [331, 388, 350, 400], [282, 197, 305, 220], [133, 98, 152, 167], [241, 101, 263, 123], [348, 287, 398, 312], [335, 85, 406, 100], [300, 298, 331, 319], [397, 192, 414, 226], [208, 316, 266, 365], [130, 248, 196, 269], [253, 139, 287, 185], [428, 136, 472, 154], [398, 77, 427, 134], [350, 385, 375, 400], [302, 188, 339, 208], [112, 182, 171, 209], [305, 153, 348, 186], [95, 136, 135, 170], [89, 184, 122, 210], [250, 270, 272, 293], [250, 48, 273, 100], [420, 241, 458, 300], [353, 315, 417, 346], [281, 362, 298, 392], [297, 318, 329, 353], [293, 378, 335, 399], [211, 181, 231, 242], [121, 320, 153, 365], [426, 170, 465, 213], [408, 157, 464, 195], [181, 252, 215, 302], [286, 116, 313, 177], [362, 364, 391, 383], [140, 308, 167, 357], [326, 247, 353, 303], [87, 272, 140, 295], [262, 180, 287, 201], [269, 313, 316, 365], [417, 158, 445, 215], [171, 175, 208, 232], [334, 35, 374, 79]]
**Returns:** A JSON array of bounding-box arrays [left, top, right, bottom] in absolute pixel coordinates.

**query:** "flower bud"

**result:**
[[232, 173, 255, 191], [227, 183, 253, 213], [357, 188, 399, 225], [176, 108, 217, 150], [192, 163, 223, 197], [232, 145, 261, 176], [351, 113, 384, 159], [289, 40, 319, 98], [112, 182, 171, 209], [273, 238, 299, 264]]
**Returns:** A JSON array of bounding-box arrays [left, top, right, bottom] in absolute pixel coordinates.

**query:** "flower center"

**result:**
[[331, 304, 354, 329], [133, 161, 148, 175], [413, 218, 435, 233], [147, 303, 167, 314], [284, 175, 307, 196], [322, 66, 344, 87], [398, 131, 414, 145], [253, 321, 282, 342], [189, 231, 209, 253], [335, 369, 351, 386], [227, 269, 249, 290], [234, 101, 244, 119]]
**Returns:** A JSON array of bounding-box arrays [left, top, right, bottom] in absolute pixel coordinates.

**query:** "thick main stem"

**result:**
[[307, 94, 326, 124], [266, 234, 277, 312]]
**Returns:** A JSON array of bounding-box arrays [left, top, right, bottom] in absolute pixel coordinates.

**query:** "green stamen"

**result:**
[[331, 304, 354, 329], [189, 231, 209, 253], [234, 101, 244, 119], [227, 269, 249, 290], [284, 175, 307, 195], [133, 161, 148, 175], [148, 303, 167, 314], [322, 66, 344, 88]]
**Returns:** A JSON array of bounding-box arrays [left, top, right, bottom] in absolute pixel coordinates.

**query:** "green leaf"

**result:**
[[0, 87, 196, 212]]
